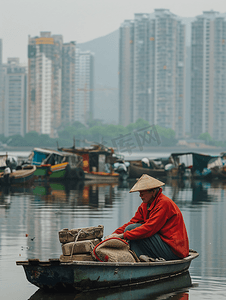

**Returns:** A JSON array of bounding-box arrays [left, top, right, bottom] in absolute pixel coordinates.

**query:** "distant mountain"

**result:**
[[77, 20, 194, 124], [78, 30, 119, 124], [78, 30, 119, 87]]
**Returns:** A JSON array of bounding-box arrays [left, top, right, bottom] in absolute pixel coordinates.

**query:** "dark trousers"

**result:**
[[125, 223, 179, 260]]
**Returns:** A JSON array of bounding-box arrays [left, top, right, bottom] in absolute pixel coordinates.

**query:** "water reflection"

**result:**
[[1, 178, 226, 299], [0, 186, 11, 209], [31, 181, 120, 207], [165, 178, 226, 206], [29, 271, 192, 300], [0, 177, 225, 213], [1, 177, 225, 207]]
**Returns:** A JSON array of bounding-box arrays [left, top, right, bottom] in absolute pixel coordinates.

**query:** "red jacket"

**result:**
[[113, 189, 189, 258]]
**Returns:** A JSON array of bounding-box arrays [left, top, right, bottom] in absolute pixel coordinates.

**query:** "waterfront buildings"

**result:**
[[0, 39, 3, 135], [75, 49, 94, 125], [2, 58, 27, 137], [61, 41, 76, 126], [27, 32, 94, 135], [191, 11, 226, 140], [119, 9, 186, 138], [27, 32, 63, 137]]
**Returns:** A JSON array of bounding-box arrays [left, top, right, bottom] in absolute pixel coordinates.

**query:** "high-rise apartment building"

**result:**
[[0, 39, 3, 135], [27, 32, 63, 137], [75, 49, 94, 125], [191, 11, 226, 140], [61, 41, 76, 126], [2, 58, 27, 137], [119, 9, 186, 138]]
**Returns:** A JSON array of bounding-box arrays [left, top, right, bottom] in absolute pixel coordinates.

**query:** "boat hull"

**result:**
[[48, 163, 84, 181], [128, 162, 166, 179], [33, 165, 51, 182], [0, 166, 36, 185], [84, 172, 119, 182], [30, 270, 192, 299], [16, 252, 198, 291]]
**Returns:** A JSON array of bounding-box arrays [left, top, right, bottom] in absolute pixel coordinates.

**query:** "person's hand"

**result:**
[[104, 233, 118, 239], [104, 233, 124, 239]]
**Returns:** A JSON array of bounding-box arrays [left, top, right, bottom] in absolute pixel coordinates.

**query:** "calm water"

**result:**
[[0, 178, 226, 299], [0, 150, 226, 299]]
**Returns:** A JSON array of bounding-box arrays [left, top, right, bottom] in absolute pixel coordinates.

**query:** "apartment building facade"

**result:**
[[3, 58, 27, 137], [75, 49, 94, 125], [61, 41, 76, 126], [119, 9, 186, 138], [191, 11, 226, 140], [27, 32, 63, 137], [0, 39, 3, 135]]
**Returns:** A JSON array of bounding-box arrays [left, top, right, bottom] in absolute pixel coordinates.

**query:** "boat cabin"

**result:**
[[28, 148, 83, 169], [169, 152, 215, 177], [59, 145, 119, 174]]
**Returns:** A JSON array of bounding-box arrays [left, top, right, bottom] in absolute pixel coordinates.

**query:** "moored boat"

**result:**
[[0, 165, 36, 186], [58, 144, 126, 181], [128, 157, 168, 179], [165, 152, 215, 179], [0, 154, 17, 173], [16, 250, 198, 291], [206, 152, 226, 179], [128, 161, 166, 179], [24, 148, 84, 181]]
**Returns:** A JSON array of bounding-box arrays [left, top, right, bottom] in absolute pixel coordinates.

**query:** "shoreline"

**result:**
[[0, 145, 223, 152], [1, 146, 223, 158]]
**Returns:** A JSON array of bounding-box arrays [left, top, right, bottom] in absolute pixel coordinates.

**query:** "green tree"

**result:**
[[198, 132, 212, 142], [126, 119, 150, 133], [87, 119, 103, 128], [24, 131, 40, 146], [7, 135, 28, 147], [72, 121, 87, 130]]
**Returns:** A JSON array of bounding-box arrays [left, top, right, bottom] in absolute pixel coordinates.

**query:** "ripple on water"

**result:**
[[190, 276, 226, 300]]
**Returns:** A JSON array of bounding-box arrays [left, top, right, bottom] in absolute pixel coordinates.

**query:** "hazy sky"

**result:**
[[0, 0, 225, 63]]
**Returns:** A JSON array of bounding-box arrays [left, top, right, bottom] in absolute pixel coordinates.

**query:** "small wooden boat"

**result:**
[[29, 270, 192, 299], [0, 165, 36, 185], [16, 250, 198, 291], [128, 159, 167, 179]]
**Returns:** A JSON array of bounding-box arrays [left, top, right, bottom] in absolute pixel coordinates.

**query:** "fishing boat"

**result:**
[[16, 250, 198, 291], [24, 148, 84, 181], [165, 152, 215, 179], [128, 157, 168, 179], [0, 165, 36, 186], [58, 144, 126, 181]]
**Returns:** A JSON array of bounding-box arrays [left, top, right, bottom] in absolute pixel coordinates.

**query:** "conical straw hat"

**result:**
[[129, 174, 165, 193]]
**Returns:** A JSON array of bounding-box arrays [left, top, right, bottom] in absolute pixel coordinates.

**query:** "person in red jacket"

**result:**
[[108, 174, 189, 260]]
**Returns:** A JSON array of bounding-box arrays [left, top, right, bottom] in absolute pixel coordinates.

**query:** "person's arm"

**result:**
[[112, 205, 144, 234], [123, 202, 170, 240]]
